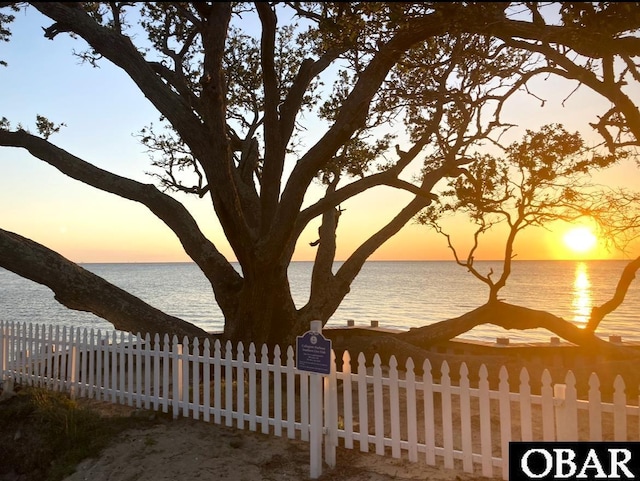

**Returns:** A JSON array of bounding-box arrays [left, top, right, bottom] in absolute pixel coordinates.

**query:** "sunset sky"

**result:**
[[1, 7, 639, 264]]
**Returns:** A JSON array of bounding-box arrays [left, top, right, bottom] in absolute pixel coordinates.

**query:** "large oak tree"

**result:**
[[1, 2, 640, 347]]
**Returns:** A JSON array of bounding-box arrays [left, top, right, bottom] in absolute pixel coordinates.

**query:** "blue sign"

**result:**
[[296, 330, 332, 375]]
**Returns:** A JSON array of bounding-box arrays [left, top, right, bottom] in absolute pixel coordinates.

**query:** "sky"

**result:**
[[1, 6, 639, 264]]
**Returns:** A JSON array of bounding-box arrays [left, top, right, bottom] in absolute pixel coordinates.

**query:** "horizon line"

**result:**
[[73, 258, 631, 265]]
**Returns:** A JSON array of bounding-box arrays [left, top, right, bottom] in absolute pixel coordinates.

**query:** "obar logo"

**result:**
[[510, 442, 640, 480]]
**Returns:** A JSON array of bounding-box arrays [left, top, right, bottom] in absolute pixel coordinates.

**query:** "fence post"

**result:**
[[554, 373, 578, 441], [309, 320, 324, 479], [554, 383, 567, 440]]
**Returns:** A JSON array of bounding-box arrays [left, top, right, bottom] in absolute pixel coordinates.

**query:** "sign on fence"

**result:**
[[296, 324, 332, 375]]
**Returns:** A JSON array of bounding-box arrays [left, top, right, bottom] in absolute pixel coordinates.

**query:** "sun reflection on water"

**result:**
[[572, 262, 592, 325]]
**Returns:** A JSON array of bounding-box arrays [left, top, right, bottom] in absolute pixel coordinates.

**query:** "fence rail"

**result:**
[[1, 321, 638, 480]]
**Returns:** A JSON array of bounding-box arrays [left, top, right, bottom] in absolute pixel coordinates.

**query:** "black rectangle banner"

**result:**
[[510, 442, 640, 480]]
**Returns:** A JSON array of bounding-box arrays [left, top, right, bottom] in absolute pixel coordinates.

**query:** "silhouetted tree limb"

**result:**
[[397, 301, 640, 358], [0, 228, 208, 340], [587, 256, 640, 332]]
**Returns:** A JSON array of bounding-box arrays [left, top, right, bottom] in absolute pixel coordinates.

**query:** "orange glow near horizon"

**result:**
[[43, 219, 629, 264]]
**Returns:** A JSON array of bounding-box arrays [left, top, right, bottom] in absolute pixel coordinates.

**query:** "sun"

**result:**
[[563, 226, 597, 253]]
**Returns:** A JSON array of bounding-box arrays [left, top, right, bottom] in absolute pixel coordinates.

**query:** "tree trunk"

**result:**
[[222, 262, 301, 347], [0, 228, 209, 340]]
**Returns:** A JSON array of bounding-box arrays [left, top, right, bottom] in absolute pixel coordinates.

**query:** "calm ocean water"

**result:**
[[0, 260, 638, 344]]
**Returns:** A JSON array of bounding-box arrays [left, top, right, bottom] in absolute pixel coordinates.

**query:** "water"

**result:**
[[1, 260, 638, 343]]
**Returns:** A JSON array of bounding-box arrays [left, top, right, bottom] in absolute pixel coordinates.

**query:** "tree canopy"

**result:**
[[1, 2, 640, 347]]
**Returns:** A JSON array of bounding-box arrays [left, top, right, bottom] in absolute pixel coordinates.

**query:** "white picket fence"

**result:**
[[1, 321, 639, 480]]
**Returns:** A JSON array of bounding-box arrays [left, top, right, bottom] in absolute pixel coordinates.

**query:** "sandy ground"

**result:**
[[63, 401, 492, 481]]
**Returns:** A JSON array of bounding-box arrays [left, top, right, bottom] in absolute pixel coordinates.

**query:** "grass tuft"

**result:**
[[0, 385, 157, 481]]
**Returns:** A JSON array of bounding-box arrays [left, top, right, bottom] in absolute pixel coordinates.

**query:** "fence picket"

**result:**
[[556, 371, 578, 441], [110, 331, 118, 404], [261, 344, 270, 435], [69, 329, 79, 399], [141, 333, 151, 409], [372, 354, 385, 456], [441, 361, 454, 470], [519, 368, 532, 441], [162, 334, 170, 413], [248, 343, 257, 431], [237, 342, 245, 430], [273, 345, 282, 437], [224, 340, 233, 427], [47, 325, 54, 391], [87, 328, 97, 399], [172, 336, 180, 419], [213, 340, 222, 424], [614, 376, 627, 441], [389, 356, 401, 459], [80, 328, 88, 399], [182, 336, 190, 418], [357, 352, 369, 453], [566, 371, 578, 440], [478, 364, 493, 478], [192, 338, 200, 420], [118, 331, 126, 404], [26, 323, 34, 386], [286, 346, 296, 439], [95, 330, 103, 401], [59, 326, 67, 392], [422, 359, 436, 466], [342, 351, 354, 450], [589, 372, 602, 441], [126, 332, 134, 406], [459, 363, 473, 473], [405, 358, 418, 463], [203, 338, 211, 423], [499, 366, 511, 480], [541, 369, 555, 441]]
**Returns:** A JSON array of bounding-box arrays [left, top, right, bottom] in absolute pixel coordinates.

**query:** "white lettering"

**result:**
[[609, 449, 634, 478], [555, 448, 578, 478], [576, 449, 606, 478], [521, 448, 553, 478], [519, 446, 636, 479]]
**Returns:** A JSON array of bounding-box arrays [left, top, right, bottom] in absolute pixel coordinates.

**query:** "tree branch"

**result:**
[[0, 129, 243, 306], [255, 2, 283, 231], [272, 12, 453, 253], [32, 3, 204, 152], [587, 256, 640, 332], [0, 228, 208, 340], [398, 301, 639, 358]]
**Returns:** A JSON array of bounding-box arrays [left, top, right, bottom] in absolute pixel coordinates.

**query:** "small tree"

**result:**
[[410, 124, 640, 348], [419, 124, 636, 301]]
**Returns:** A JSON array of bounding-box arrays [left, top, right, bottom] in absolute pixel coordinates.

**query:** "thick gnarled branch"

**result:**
[[398, 301, 639, 358], [0, 228, 208, 340], [0, 129, 243, 306]]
